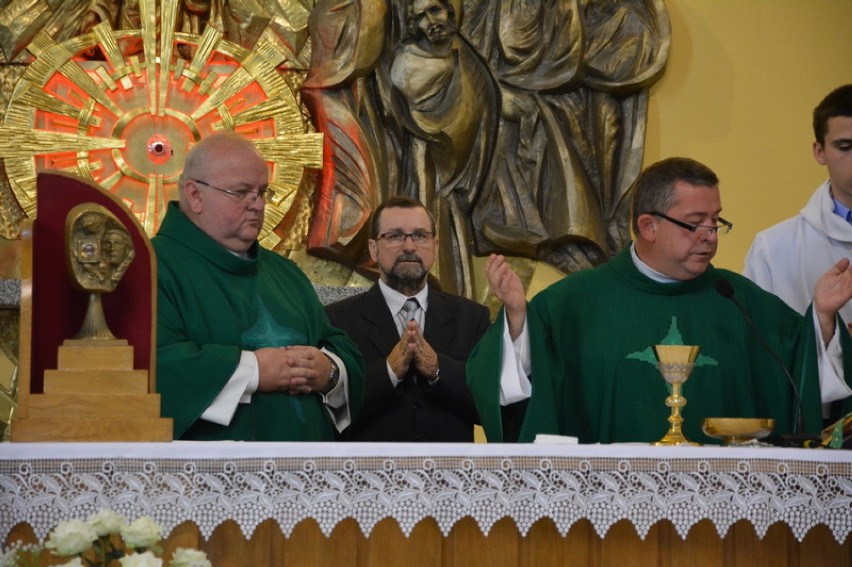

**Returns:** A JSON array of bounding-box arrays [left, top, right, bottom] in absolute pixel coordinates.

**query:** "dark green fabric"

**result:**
[[468, 246, 852, 444], [152, 202, 364, 440]]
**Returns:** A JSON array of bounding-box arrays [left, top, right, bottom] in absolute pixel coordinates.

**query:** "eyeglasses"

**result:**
[[375, 230, 435, 246], [192, 179, 274, 204], [650, 211, 733, 236]]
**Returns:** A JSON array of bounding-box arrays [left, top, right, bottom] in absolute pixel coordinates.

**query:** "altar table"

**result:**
[[1, 442, 850, 566]]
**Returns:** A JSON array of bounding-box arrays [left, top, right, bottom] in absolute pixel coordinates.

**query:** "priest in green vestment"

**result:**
[[469, 157, 852, 444], [153, 132, 365, 441]]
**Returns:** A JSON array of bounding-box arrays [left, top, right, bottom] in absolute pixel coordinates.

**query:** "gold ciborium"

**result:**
[[652, 344, 701, 446]]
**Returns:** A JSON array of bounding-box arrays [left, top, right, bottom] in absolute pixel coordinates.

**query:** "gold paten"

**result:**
[[702, 418, 775, 446]]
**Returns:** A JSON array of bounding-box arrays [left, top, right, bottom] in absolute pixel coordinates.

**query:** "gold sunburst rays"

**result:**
[[0, 127, 126, 156], [157, 0, 180, 117], [0, 127, 126, 215], [215, 96, 305, 131], [180, 26, 224, 88], [0, 0, 323, 248], [139, 0, 158, 115], [254, 134, 323, 171], [253, 130, 324, 251], [24, 32, 123, 117], [255, 133, 323, 225], [12, 81, 81, 122], [91, 23, 133, 90], [189, 41, 292, 122], [142, 174, 167, 235]]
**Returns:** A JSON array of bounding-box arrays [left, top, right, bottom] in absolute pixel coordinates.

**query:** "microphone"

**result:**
[[714, 278, 803, 435]]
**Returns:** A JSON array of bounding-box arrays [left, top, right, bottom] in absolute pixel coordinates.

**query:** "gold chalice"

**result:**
[[652, 344, 701, 446]]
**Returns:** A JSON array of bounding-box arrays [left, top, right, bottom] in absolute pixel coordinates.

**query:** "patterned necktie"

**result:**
[[398, 297, 420, 336]]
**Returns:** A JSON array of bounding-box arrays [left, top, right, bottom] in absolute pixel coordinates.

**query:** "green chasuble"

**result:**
[[152, 202, 365, 441], [467, 246, 852, 444]]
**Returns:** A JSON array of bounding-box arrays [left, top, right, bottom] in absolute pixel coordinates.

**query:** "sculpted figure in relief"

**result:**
[[463, 0, 670, 274], [304, 0, 670, 295], [1, 0, 670, 297]]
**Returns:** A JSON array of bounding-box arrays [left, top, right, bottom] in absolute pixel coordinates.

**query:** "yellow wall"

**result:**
[[528, 0, 852, 296]]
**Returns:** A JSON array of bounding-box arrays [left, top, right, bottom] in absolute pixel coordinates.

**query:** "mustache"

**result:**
[[393, 253, 424, 267], [426, 19, 455, 33]]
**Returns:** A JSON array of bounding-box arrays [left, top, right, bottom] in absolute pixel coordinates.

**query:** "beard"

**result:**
[[382, 252, 428, 295], [424, 19, 455, 45]]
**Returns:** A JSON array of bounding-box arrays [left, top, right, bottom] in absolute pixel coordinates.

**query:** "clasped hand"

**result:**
[[387, 320, 438, 380], [255, 345, 333, 395]]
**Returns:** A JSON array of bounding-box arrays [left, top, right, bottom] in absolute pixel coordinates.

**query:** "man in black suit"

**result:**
[[326, 196, 490, 441]]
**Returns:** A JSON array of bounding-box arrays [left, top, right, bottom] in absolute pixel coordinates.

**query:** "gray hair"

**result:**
[[177, 131, 262, 207]]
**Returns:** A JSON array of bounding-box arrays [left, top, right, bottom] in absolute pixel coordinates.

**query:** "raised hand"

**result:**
[[486, 254, 527, 340], [813, 258, 852, 343]]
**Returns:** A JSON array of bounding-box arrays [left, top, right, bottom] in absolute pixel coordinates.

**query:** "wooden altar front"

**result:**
[[2, 443, 850, 567]]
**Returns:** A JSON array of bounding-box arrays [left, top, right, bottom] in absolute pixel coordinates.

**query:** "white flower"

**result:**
[[87, 509, 127, 537], [1, 542, 24, 567], [169, 548, 212, 567], [44, 519, 99, 557], [57, 558, 85, 567], [1, 540, 43, 566], [119, 551, 163, 567], [120, 517, 163, 550]]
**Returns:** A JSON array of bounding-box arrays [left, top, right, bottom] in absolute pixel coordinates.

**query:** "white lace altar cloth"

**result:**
[[1, 443, 850, 544]]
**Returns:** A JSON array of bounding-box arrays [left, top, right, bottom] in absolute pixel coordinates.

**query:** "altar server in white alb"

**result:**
[[745, 84, 852, 331]]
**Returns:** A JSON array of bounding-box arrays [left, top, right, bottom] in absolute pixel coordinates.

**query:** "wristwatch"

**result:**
[[427, 366, 440, 385], [322, 354, 340, 394]]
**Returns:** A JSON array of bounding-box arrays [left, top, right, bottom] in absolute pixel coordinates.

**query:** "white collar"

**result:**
[[630, 242, 681, 284], [378, 279, 430, 315]]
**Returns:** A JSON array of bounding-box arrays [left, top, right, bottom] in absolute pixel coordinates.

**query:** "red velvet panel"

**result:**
[[29, 172, 154, 393]]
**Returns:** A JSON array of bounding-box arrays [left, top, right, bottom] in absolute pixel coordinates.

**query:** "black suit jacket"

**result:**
[[325, 284, 490, 442]]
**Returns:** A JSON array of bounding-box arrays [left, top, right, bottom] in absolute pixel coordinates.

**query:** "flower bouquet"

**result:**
[[1, 510, 211, 567]]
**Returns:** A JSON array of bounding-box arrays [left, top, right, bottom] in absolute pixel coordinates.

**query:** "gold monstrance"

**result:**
[[652, 344, 701, 446]]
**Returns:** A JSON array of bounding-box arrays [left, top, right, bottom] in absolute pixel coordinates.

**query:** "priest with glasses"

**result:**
[[153, 132, 365, 441], [470, 157, 852, 444]]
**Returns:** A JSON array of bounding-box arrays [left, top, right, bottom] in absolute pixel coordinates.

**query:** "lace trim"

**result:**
[[2, 455, 850, 544]]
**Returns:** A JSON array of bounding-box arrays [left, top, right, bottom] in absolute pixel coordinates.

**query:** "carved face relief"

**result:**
[[66, 204, 136, 293], [409, 0, 456, 45]]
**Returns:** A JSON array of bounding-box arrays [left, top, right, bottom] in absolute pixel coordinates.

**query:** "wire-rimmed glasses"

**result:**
[[192, 179, 274, 204], [650, 211, 733, 236], [375, 230, 436, 246]]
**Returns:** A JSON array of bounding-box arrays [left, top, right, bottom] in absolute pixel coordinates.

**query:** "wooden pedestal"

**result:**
[[11, 339, 172, 441]]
